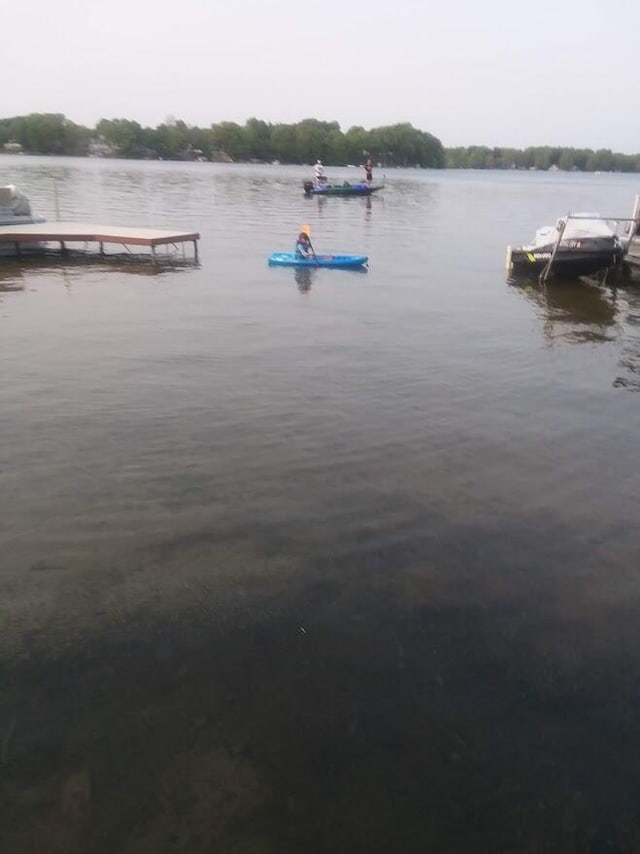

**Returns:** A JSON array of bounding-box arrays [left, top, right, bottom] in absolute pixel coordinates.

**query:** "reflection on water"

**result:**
[[312, 192, 375, 220], [294, 266, 315, 293], [0, 266, 25, 292], [511, 275, 640, 393], [510, 277, 619, 344], [0, 253, 195, 289], [291, 266, 368, 294], [613, 286, 640, 391]]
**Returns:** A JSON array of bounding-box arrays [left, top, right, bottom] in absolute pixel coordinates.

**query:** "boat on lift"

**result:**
[[506, 213, 625, 279], [0, 185, 47, 255]]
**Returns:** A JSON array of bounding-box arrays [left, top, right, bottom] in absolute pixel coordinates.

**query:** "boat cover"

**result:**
[[0, 185, 33, 217], [529, 213, 616, 248]]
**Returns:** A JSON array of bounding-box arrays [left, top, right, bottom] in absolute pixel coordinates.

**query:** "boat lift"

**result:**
[[538, 195, 640, 284]]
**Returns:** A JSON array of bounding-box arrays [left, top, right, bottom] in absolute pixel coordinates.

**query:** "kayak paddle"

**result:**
[[302, 224, 319, 262]]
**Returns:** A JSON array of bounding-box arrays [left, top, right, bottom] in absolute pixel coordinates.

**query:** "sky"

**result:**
[[5, 0, 640, 153]]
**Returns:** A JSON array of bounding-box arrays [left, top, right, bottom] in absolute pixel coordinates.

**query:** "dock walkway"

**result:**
[[0, 221, 200, 262]]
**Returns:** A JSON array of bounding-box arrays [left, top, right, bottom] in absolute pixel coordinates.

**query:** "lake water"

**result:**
[[2, 156, 640, 853]]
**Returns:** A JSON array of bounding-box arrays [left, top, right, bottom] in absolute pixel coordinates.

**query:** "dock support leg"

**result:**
[[99, 242, 104, 256], [194, 239, 199, 263], [151, 245, 156, 265], [15, 242, 20, 257], [60, 241, 67, 256], [505, 245, 512, 272]]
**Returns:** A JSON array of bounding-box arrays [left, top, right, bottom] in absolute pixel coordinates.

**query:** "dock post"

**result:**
[[193, 239, 199, 263], [15, 241, 20, 257], [99, 242, 104, 255], [151, 245, 157, 265], [631, 195, 640, 243], [60, 241, 67, 256]]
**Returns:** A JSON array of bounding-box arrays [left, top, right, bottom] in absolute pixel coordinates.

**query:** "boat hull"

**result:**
[[509, 238, 624, 278], [268, 252, 368, 269], [303, 181, 382, 197]]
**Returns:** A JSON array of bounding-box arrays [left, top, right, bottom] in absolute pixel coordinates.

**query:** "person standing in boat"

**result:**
[[314, 159, 327, 186], [364, 157, 374, 183]]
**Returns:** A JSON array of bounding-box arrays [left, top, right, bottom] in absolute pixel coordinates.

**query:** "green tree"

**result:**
[[271, 124, 297, 162], [343, 126, 370, 166], [533, 148, 552, 170], [154, 120, 190, 159], [244, 118, 272, 161], [558, 149, 575, 171], [210, 122, 246, 161], [96, 118, 144, 157], [366, 123, 444, 168], [294, 118, 340, 164]]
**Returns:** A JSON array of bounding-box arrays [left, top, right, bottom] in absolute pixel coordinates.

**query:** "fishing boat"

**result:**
[[268, 252, 368, 269], [506, 214, 625, 279], [303, 181, 383, 197]]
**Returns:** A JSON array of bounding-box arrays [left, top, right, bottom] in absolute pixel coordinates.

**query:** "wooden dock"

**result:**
[[0, 221, 200, 263]]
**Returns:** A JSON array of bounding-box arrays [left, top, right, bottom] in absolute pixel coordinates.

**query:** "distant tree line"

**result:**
[[0, 113, 444, 167], [446, 145, 640, 172], [1, 113, 639, 172]]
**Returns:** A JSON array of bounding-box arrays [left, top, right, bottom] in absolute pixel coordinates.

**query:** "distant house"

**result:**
[[177, 146, 208, 162], [87, 137, 116, 158], [210, 149, 233, 163], [3, 140, 23, 154]]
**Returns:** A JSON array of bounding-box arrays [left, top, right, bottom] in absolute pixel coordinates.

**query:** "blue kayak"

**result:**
[[268, 252, 368, 269]]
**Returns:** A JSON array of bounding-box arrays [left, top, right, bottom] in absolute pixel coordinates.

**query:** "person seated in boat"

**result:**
[[314, 159, 327, 185], [295, 231, 313, 259]]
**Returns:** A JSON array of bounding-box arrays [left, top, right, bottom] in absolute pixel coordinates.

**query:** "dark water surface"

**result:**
[[2, 157, 640, 852]]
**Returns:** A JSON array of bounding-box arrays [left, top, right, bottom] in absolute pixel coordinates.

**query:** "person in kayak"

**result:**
[[295, 231, 314, 259], [314, 160, 326, 185]]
